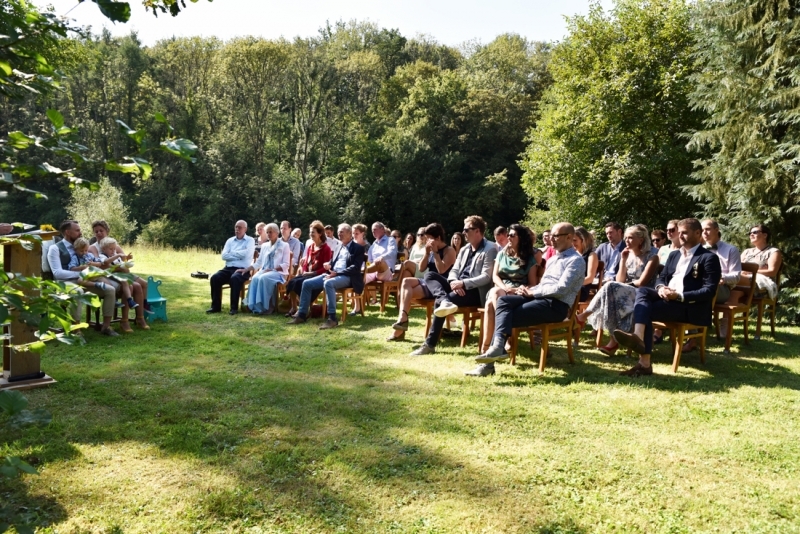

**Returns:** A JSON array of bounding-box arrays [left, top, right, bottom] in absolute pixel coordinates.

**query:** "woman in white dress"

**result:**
[[243, 223, 290, 315]]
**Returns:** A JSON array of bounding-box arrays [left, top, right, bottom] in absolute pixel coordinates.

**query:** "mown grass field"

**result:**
[[2, 246, 799, 533]]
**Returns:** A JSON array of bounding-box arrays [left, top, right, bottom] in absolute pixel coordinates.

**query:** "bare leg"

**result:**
[[397, 278, 423, 320], [481, 287, 506, 352]]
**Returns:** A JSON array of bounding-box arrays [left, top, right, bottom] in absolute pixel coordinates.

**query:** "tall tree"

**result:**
[[520, 0, 703, 231], [688, 0, 800, 318]]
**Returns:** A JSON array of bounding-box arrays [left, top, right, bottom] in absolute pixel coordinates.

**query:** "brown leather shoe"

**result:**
[[319, 319, 338, 330], [287, 315, 307, 325], [620, 362, 653, 377], [614, 330, 646, 354]]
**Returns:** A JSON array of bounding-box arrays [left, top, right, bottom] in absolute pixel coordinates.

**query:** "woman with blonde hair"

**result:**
[[450, 231, 464, 255], [575, 224, 659, 355]]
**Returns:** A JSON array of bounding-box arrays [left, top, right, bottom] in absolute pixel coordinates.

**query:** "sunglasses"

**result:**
[[551, 233, 569, 239], [667, 227, 677, 233], [749, 231, 762, 235], [652, 237, 662, 243], [417, 233, 425, 237], [463, 227, 475, 233], [508, 232, 517, 238]]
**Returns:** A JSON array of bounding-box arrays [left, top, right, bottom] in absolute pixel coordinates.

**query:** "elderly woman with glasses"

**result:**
[[478, 223, 539, 352], [242, 223, 291, 315], [575, 224, 660, 356]]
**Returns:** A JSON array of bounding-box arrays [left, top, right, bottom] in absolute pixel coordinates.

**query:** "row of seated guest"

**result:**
[[204, 216, 782, 377], [48, 219, 151, 336]]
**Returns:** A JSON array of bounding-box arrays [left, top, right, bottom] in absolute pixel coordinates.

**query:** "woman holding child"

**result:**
[[86, 220, 150, 331]]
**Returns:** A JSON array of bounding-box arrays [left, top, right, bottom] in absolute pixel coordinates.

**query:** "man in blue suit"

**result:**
[[615, 218, 721, 376], [289, 223, 365, 329]]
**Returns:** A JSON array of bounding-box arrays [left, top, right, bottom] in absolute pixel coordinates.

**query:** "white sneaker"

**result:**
[[433, 300, 458, 318]]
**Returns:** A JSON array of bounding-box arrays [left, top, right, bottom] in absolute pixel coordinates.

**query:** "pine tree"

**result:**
[[688, 0, 800, 320]]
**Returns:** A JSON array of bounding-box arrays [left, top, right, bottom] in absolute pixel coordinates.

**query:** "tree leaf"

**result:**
[[0, 390, 29, 415], [92, 0, 132, 23], [7, 132, 35, 149], [46, 108, 64, 129]]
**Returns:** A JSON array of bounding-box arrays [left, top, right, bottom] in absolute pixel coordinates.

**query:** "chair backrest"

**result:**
[[146, 275, 164, 301], [285, 251, 294, 282], [565, 293, 581, 324], [736, 262, 760, 307]]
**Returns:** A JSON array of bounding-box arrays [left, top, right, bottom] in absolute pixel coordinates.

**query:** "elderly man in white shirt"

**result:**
[[699, 218, 742, 344], [47, 220, 119, 336], [208, 220, 256, 315], [366, 221, 397, 283]]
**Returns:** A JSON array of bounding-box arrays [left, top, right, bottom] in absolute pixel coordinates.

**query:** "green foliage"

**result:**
[[1, 390, 52, 534], [520, 0, 704, 231], [687, 0, 800, 323], [66, 176, 138, 243]]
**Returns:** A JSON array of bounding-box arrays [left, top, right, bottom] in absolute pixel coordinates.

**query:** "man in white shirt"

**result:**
[[208, 220, 255, 315], [615, 218, 721, 376], [493, 226, 509, 251], [701, 218, 742, 345], [47, 220, 119, 336]]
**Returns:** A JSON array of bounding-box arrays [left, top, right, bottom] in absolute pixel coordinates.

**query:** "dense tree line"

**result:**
[[0, 20, 550, 246]]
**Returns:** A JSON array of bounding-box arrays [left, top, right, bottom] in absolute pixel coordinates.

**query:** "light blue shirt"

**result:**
[[332, 245, 350, 272], [597, 240, 623, 280], [530, 246, 585, 307], [283, 236, 302, 267], [368, 235, 397, 267], [221, 235, 255, 269]]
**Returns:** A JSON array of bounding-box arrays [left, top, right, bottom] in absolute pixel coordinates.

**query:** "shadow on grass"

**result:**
[[494, 328, 800, 392], [1, 475, 67, 531]]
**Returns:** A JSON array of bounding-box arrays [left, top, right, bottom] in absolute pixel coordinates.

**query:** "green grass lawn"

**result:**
[[3, 246, 800, 533]]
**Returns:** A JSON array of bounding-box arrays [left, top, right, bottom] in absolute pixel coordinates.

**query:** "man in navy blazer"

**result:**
[[289, 223, 365, 329], [615, 218, 721, 376]]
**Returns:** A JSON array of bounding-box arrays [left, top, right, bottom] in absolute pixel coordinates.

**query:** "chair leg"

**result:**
[[510, 331, 519, 365], [595, 328, 603, 347], [724, 311, 734, 352], [379, 285, 387, 313], [567, 327, 575, 364], [672, 328, 685, 373], [770, 304, 776, 337], [756, 302, 764, 338], [699, 327, 706, 364], [743, 313, 749, 344], [460, 313, 470, 348], [714, 311, 720, 338], [539, 329, 550, 373], [340, 292, 348, 323], [424, 305, 432, 338]]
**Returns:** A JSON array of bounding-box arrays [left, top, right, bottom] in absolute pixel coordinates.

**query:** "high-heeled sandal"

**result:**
[[136, 319, 150, 331], [392, 311, 409, 331], [598, 344, 618, 357], [386, 331, 405, 342], [120, 323, 134, 334]]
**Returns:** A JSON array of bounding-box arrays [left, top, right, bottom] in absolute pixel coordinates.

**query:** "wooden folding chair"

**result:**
[[713, 262, 758, 353], [409, 298, 434, 337], [751, 262, 782, 340], [509, 295, 580, 372], [336, 267, 368, 323]]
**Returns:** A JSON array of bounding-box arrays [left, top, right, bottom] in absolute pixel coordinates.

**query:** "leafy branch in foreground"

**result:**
[[0, 389, 52, 534]]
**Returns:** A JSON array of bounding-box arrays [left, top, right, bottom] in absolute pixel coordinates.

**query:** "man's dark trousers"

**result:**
[[210, 267, 251, 311], [424, 272, 481, 347], [633, 287, 709, 354], [492, 295, 570, 345]]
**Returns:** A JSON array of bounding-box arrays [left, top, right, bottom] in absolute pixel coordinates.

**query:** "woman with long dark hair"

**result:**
[[478, 224, 540, 352]]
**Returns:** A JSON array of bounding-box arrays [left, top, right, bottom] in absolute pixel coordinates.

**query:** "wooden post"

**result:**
[[1, 230, 60, 390]]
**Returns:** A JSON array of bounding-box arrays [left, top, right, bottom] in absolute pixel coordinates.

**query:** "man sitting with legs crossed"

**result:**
[[410, 215, 498, 356], [288, 223, 365, 328], [614, 218, 721, 376], [469, 222, 584, 376]]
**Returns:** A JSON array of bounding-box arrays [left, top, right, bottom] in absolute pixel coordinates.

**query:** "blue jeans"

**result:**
[[298, 274, 353, 318]]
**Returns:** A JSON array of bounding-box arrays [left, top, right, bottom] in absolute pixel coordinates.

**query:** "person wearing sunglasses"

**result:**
[[470, 222, 584, 375], [650, 229, 667, 251], [409, 216, 497, 356], [740, 224, 782, 300], [658, 219, 682, 266]]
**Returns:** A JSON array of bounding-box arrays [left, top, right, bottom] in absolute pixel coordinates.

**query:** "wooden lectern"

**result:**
[[1, 230, 60, 390]]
